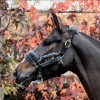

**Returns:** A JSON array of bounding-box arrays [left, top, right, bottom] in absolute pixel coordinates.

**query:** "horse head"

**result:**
[[13, 12, 78, 87], [13, 12, 100, 100]]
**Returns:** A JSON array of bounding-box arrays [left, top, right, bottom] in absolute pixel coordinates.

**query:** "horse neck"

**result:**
[[73, 33, 100, 66], [72, 33, 100, 100]]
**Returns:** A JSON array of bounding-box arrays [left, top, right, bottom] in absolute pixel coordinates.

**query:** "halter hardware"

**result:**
[[25, 26, 78, 84], [37, 72, 43, 84], [65, 39, 71, 48]]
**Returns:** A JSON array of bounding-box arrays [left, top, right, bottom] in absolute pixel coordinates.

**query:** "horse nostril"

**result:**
[[13, 70, 17, 78]]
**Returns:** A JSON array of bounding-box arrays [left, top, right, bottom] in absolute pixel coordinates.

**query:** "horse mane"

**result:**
[[80, 32, 100, 49]]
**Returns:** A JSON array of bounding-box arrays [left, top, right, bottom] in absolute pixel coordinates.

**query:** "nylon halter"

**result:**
[[25, 26, 78, 84]]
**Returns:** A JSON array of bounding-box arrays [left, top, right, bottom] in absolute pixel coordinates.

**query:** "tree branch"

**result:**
[[8, 8, 100, 13], [0, 16, 10, 32]]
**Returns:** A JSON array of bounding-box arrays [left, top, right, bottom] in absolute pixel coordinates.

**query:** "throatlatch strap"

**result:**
[[60, 26, 78, 56]]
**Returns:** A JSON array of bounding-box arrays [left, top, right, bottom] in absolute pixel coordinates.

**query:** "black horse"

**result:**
[[13, 12, 100, 100]]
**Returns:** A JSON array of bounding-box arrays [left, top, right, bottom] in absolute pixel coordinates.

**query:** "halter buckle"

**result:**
[[34, 63, 38, 68], [59, 59, 63, 65], [65, 39, 71, 48]]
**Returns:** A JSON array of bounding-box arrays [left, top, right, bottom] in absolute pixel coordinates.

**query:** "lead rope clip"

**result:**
[[37, 72, 43, 84]]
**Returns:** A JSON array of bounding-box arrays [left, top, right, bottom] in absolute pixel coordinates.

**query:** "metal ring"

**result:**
[[65, 39, 71, 48]]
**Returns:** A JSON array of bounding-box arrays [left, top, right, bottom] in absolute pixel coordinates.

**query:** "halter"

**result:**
[[25, 26, 78, 84]]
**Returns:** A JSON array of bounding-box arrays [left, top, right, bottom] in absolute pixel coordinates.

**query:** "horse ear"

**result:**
[[51, 12, 63, 32]]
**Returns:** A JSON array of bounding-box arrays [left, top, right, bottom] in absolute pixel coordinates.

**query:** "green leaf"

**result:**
[[4, 86, 11, 95]]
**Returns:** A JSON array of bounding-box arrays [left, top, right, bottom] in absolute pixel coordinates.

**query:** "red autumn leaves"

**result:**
[[25, 74, 88, 100]]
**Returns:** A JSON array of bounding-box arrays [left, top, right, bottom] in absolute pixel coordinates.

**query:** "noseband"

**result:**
[[25, 26, 78, 84]]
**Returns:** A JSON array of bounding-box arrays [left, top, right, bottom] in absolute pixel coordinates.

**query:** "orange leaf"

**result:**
[[59, 83, 63, 89], [19, 0, 28, 10], [4, 31, 10, 35], [60, 89, 67, 94], [90, 0, 94, 7], [98, 0, 100, 5], [30, 6, 37, 13], [60, 96, 67, 100], [38, 83, 45, 91], [28, 6, 39, 22]]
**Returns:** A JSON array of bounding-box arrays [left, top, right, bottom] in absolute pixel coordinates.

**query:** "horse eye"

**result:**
[[43, 39, 53, 46], [56, 39, 62, 42]]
